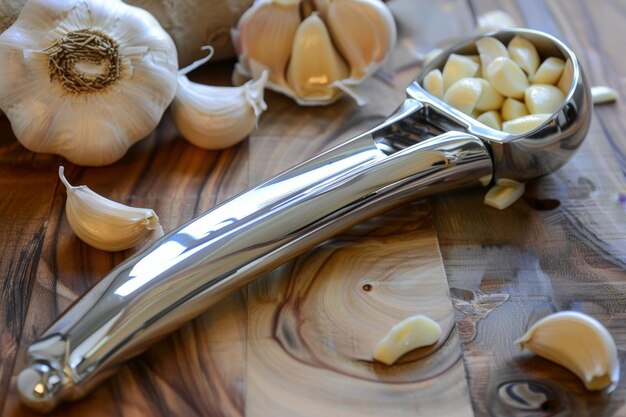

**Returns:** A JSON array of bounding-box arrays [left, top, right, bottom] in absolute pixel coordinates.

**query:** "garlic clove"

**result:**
[[323, 0, 396, 82], [486, 57, 528, 99], [501, 97, 529, 121], [507, 35, 540, 77], [442, 53, 480, 91], [502, 113, 550, 134], [443, 78, 483, 115], [233, 0, 300, 86], [474, 78, 504, 111], [557, 58, 575, 95], [373, 315, 442, 366], [517, 311, 620, 391], [286, 13, 349, 104], [525, 84, 565, 115], [476, 36, 509, 79], [531, 57, 565, 85], [476, 110, 502, 130], [173, 69, 268, 150], [484, 179, 524, 209], [591, 86, 619, 105], [423, 69, 444, 99], [59, 166, 162, 252], [476, 10, 519, 32]]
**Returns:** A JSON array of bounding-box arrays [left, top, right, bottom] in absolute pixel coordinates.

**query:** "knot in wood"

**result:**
[[45, 29, 121, 94]]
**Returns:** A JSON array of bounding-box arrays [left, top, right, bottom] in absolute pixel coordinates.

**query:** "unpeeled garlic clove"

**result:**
[[173, 50, 268, 150], [59, 167, 163, 252], [373, 315, 441, 365], [517, 311, 620, 391], [233, 0, 300, 86], [286, 13, 349, 103], [323, 0, 396, 82]]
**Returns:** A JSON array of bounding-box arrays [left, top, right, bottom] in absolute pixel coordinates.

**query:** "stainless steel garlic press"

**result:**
[[17, 28, 591, 412]]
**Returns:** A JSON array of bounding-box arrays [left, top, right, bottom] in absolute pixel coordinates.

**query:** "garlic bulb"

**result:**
[[59, 167, 163, 252], [232, 0, 396, 105], [172, 49, 268, 149], [0, 0, 178, 166], [517, 311, 620, 391]]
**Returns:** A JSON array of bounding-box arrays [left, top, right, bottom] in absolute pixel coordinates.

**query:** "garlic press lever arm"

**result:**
[[17, 98, 493, 412]]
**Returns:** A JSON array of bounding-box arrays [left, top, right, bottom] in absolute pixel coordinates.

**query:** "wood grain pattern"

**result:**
[[0, 0, 625, 416]]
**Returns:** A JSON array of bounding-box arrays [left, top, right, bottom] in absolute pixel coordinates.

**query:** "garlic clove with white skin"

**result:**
[[233, 0, 396, 106], [232, 0, 300, 86], [172, 50, 268, 150], [323, 0, 396, 82], [516, 311, 620, 391], [0, 0, 178, 166], [286, 13, 349, 104], [59, 167, 163, 252]]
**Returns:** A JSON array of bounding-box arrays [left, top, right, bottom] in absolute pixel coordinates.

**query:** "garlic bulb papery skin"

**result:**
[[517, 311, 620, 392], [232, 0, 396, 106], [60, 167, 163, 252], [172, 61, 268, 150], [0, 0, 178, 166]]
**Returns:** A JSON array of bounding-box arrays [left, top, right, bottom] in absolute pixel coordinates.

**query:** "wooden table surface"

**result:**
[[1, 0, 625, 416]]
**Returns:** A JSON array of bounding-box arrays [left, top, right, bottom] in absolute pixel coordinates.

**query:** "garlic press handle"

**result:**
[[18, 98, 493, 412]]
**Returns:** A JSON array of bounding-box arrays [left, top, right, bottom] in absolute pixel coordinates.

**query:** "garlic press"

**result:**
[[17, 28, 591, 412]]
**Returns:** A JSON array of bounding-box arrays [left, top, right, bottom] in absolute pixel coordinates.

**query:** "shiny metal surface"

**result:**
[[18, 29, 591, 412]]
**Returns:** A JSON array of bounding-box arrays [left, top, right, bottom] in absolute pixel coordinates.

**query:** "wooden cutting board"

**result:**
[[1, 0, 625, 416]]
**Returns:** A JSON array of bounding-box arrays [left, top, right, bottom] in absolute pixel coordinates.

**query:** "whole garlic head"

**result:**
[[232, 0, 396, 105], [0, 0, 178, 166]]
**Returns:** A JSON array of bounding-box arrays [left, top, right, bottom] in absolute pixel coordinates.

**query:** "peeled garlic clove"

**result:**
[[286, 13, 349, 104], [486, 57, 529, 99], [173, 59, 268, 150], [476, 10, 518, 32], [373, 315, 441, 365], [507, 35, 540, 77], [233, 0, 300, 86], [531, 57, 565, 85], [502, 113, 551, 134], [423, 69, 444, 99], [476, 36, 509, 79], [443, 78, 483, 115], [484, 179, 524, 209], [59, 167, 162, 252], [525, 84, 565, 114], [476, 110, 502, 130], [557, 58, 575, 95], [474, 78, 504, 111], [423, 48, 444, 65], [501, 97, 529, 121], [442, 54, 480, 91], [591, 86, 619, 104], [517, 311, 620, 391], [324, 0, 396, 82]]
